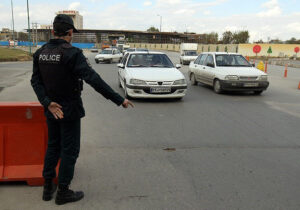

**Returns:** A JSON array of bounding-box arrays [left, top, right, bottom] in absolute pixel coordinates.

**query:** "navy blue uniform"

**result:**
[[31, 39, 124, 185]]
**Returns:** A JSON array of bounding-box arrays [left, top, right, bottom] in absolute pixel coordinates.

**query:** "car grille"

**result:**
[[146, 81, 173, 86], [239, 76, 258, 81]]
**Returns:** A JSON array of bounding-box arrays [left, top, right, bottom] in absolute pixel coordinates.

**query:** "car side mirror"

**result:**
[[176, 64, 182, 69], [207, 63, 215, 68], [117, 63, 125, 69]]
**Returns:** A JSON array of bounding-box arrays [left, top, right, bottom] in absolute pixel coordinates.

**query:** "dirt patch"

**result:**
[[0, 48, 32, 62]]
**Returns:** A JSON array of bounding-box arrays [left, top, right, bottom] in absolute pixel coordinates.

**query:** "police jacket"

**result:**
[[31, 39, 125, 120]]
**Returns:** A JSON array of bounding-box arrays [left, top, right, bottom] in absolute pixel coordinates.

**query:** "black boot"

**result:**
[[42, 179, 57, 201], [55, 184, 84, 205]]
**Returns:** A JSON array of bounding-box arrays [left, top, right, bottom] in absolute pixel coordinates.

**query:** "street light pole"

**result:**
[[10, 0, 15, 48], [157, 14, 162, 32], [26, 0, 31, 54]]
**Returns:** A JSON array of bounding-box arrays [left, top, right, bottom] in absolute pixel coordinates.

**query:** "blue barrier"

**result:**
[[0, 41, 95, 49], [0, 41, 9, 46]]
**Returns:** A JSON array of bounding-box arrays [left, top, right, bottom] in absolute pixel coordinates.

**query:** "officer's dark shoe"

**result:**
[[55, 185, 84, 205], [42, 179, 57, 201]]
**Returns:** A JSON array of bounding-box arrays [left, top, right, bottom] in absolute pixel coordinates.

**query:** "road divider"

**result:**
[[0, 102, 57, 186]]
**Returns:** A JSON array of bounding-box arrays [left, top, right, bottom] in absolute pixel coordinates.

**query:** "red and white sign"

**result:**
[[253, 45, 261, 54], [9, 40, 18, 46]]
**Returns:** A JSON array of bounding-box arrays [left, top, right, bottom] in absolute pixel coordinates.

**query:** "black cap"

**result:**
[[53, 14, 79, 34]]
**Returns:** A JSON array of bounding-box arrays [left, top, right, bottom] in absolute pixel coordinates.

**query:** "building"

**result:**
[[40, 25, 53, 30], [56, 10, 83, 29], [0, 28, 12, 41], [31, 28, 209, 44]]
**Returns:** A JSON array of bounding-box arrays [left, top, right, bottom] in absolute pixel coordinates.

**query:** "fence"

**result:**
[[0, 41, 95, 49]]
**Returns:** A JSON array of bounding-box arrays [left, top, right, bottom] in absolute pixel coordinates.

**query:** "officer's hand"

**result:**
[[122, 99, 134, 108], [48, 102, 64, 119]]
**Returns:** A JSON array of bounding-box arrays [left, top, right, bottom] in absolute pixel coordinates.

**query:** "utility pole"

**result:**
[[157, 14, 162, 43], [26, 0, 31, 53], [157, 14, 162, 32], [10, 0, 15, 48]]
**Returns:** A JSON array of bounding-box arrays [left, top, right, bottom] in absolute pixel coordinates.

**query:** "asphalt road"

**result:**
[[0, 51, 300, 210]]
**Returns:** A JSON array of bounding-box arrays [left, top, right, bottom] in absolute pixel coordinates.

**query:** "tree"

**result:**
[[147, 26, 159, 32], [222, 31, 233, 44], [201, 32, 219, 44], [267, 46, 272, 56], [232, 30, 249, 44], [286, 37, 300, 44]]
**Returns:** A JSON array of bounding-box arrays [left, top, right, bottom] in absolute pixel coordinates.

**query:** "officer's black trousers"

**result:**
[[43, 118, 81, 185]]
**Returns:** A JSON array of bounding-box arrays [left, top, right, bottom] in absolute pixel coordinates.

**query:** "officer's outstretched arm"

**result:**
[[71, 51, 125, 106]]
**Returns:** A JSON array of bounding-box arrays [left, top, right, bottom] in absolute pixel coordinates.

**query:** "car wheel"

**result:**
[[254, 90, 263, 95], [109, 59, 113, 64], [118, 76, 122, 88], [119, 58, 122, 63], [95, 60, 99, 64], [213, 79, 223, 94], [190, 73, 198, 86]]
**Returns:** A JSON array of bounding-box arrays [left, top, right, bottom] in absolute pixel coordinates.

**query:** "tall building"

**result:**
[[56, 10, 83, 29]]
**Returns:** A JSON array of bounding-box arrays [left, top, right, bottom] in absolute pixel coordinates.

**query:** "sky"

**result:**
[[0, 0, 300, 42]]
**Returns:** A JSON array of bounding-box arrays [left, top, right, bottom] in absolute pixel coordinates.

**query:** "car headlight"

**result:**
[[225, 75, 239, 80], [259, 75, 268, 81], [130, 79, 147, 85], [173, 79, 186, 85]]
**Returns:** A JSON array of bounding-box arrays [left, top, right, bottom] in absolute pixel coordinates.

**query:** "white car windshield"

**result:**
[[127, 54, 174, 68], [216, 54, 252, 67], [100, 50, 112, 54], [185, 51, 197, 56]]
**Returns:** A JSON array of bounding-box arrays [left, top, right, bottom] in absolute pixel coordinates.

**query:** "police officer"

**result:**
[[31, 14, 134, 205]]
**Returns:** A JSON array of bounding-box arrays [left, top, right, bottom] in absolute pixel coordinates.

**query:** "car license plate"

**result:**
[[150, 87, 171, 93], [244, 83, 259, 87]]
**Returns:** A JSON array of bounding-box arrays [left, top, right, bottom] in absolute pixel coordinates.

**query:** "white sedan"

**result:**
[[188, 52, 269, 94], [95, 48, 123, 64], [118, 52, 187, 99]]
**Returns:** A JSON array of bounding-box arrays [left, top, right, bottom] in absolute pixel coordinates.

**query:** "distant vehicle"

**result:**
[[117, 51, 187, 99], [180, 43, 198, 65], [188, 52, 269, 94], [101, 41, 110, 50], [95, 48, 123, 64], [90, 46, 98, 53], [117, 43, 130, 53]]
